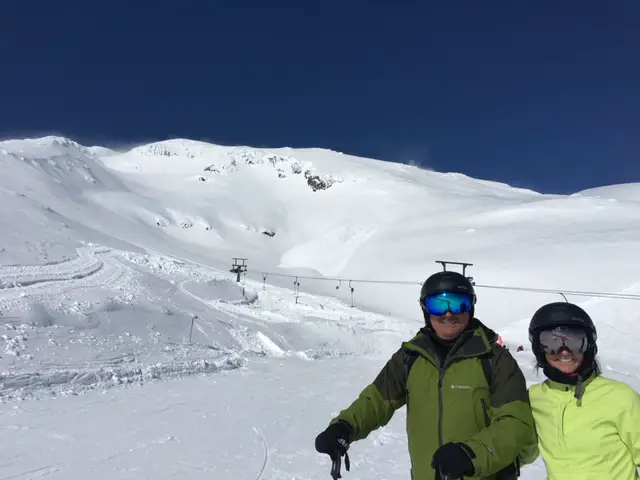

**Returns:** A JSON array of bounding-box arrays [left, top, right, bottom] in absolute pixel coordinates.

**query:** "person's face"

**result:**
[[539, 326, 588, 374], [431, 311, 470, 341], [545, 349, 583, 374]]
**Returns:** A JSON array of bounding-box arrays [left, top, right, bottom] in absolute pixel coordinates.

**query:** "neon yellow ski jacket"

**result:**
[[529, 374, 640, 480]]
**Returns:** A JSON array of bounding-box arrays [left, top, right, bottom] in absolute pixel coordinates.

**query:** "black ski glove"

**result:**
[[315, 420, 352, 456], [432, 442, 476, 478], [315, 421, 353, 478]]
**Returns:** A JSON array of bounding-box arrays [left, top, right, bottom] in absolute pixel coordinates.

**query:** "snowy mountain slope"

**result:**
[[576, 182, 640, 202], [0, 135, 639, 479], [2, 135, 640, 345], [0, 244, 417, 400], [85, 140, 640, 321], [0, 137, 234, 273]]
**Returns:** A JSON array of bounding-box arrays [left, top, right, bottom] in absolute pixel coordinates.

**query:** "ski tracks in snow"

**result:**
[[252, 426, 270, 480], [0, 464, 60, 480], [0, 246, 247, 400], [0, 244, 138, 312]]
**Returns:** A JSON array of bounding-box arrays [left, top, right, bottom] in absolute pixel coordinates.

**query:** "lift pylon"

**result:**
[[435, 260, 475, 284]]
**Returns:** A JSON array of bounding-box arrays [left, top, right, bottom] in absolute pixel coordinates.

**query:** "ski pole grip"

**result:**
[[438, 468, 462, 480]]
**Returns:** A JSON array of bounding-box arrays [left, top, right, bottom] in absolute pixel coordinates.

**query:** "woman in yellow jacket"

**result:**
[[528, 302, 640, 480]]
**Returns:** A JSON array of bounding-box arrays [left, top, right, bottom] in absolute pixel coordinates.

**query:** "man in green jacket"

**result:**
[[315, 271, 539, 479]]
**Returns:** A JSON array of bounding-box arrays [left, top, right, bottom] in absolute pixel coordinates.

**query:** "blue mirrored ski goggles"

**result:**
[[423, 292, 473, 316], [538, 326, 588, 355]]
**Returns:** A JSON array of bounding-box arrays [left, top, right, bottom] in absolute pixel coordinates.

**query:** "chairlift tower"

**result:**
[[230, 257, 248, 283], [435, 260, 475, 285]]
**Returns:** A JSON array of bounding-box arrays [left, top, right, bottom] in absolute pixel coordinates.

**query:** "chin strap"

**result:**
[[575, 374, 584, 407]]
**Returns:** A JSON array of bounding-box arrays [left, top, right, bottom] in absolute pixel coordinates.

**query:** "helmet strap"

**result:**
[[542, 364, 580, 385]]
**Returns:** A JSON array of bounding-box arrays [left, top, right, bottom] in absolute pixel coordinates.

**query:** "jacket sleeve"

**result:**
[[328, 347, 408, 442], [463, 347, 539, 477], [618, 384, 640, 467]]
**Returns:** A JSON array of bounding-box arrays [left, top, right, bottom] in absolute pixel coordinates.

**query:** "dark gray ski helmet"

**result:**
[[528, 302, 598, 365], [419, 271, 476, 321], [529, 302, 597, 342], [420, 270, 476, 304]]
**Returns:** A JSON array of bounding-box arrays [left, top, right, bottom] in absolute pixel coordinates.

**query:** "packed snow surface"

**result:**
[[0, 135, 638, 479]]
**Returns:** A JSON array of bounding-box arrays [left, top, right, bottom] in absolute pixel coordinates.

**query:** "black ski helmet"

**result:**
[[528, 302, 598, 365], [419, 271, 477, 320]]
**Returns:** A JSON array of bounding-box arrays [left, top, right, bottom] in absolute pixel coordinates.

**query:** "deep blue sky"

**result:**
[[2, 1, 639, 193]]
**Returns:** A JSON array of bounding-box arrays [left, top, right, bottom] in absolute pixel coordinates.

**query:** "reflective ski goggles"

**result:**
[[423, 292, 473, 316], [538, 326, 588, 355]]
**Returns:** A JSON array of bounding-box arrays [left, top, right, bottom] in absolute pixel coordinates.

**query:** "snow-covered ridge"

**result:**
[[0, 135, 86, 151], [1, 135, 116, 159], [0, 136, 122, 191], [574, 182, 640, 202], [128, 138, 228, 158], [124, 140, 344, 192], [0, 135, 545, 199], [200, 147, 341, 191]]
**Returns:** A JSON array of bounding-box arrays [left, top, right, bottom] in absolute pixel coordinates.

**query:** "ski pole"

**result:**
[[330, 451, 350, 479]]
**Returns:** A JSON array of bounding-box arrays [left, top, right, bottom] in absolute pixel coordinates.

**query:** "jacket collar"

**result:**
[[544, 374, 597, 392], [402, 318, 494, 365]]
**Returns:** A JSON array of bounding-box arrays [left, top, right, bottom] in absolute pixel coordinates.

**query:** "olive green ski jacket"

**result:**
[[328, 320, 539, 480]]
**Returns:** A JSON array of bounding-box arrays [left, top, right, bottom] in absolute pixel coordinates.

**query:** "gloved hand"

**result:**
[[315, 421, 353, 479], [315, 420, 352, 457], [432, 442, 476, 478]]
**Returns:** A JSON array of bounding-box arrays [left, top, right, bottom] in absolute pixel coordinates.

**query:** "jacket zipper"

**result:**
[[438, 366, 445, 447], [481, 398, 490, 427], [416, 330, 475, 450], [437, 344, 462, 448]]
